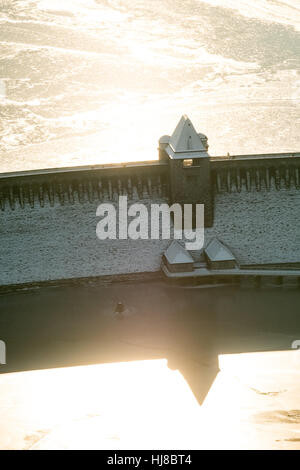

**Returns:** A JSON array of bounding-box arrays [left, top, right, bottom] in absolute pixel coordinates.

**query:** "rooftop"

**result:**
[[205, 238, 236, 263], [164, 241, 194, 265], [166, 115, 209, 159]]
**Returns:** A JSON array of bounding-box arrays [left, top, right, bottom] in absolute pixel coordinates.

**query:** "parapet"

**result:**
[[1, 115, 300, 212], [0, 161, 169, 211], [211, 152, 300, 192]]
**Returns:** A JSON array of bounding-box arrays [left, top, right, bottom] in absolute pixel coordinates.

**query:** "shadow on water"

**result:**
[[0, 282, 300, 405]]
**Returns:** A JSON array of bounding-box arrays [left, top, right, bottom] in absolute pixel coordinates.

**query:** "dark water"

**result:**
[[1, 282, 300, 403], [0, 0, 299, 171]]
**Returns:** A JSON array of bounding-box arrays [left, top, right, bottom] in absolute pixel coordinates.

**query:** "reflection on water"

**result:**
[[0, 353, 299, 450], [0, 0, 299, 171], [0, 283, 300, 449], [0, 283, 300, 448], [0, 359, 218, 450], [1, 283, 300, 372]]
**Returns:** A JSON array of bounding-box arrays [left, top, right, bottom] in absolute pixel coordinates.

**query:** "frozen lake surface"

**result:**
[[0, 0, 299, 171]]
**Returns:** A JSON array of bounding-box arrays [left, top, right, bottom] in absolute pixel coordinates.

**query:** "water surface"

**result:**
[[0, 0, 299, 171]]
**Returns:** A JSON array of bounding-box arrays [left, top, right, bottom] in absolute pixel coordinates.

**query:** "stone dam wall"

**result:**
[[0, 154, 300, 287]]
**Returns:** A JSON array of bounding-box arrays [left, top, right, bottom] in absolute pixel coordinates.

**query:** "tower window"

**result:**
[[182, 159, 193, 167]]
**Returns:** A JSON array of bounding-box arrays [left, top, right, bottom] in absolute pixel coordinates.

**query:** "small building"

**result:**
[[162, 241, 194, 273], [205, 238, 236, 270]]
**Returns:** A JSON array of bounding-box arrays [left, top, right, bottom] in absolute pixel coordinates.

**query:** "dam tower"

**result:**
[[158, 115, 213, 227]]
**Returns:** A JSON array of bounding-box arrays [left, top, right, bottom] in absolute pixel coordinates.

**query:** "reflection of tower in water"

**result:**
[[165, 287, 219, 405], [113, 285, 220, 406]]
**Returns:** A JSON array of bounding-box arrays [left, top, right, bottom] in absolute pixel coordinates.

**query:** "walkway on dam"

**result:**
[[0, 282, 300, 449]]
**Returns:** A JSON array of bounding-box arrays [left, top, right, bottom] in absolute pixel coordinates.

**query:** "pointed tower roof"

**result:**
[[205, 238, 236, 263], [166, 115, 209, 159], [164, 241, 194, 265]]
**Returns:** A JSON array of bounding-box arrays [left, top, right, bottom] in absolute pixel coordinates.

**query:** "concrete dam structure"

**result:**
[[1, 115, 300, 288]]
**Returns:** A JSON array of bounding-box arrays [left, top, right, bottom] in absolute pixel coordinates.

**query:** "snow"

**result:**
[[1, 184, 300, 286]]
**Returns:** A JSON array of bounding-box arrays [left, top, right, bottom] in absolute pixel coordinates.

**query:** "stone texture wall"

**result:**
[[206, 186, 300, 265], [1, 157, 300, 286], [0, 195, 171, 286], [1, 184, 300, 286]]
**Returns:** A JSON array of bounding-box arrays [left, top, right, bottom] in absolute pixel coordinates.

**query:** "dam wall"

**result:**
[[207, 153, 300, 265], [1, 186, 300, 287], [1, 143, 300, 287], [207, 186, 300, 265], [0, 162, 171, 286]]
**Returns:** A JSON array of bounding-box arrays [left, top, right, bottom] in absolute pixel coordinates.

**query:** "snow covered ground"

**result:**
[[1, 185, 300, 286]]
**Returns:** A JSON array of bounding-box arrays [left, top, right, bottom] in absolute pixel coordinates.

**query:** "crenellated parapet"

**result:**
[[0, 161, 169, 211], [211, 153, 300, 193], [1, 152, 300, 212], [1, 111, 300, 216]]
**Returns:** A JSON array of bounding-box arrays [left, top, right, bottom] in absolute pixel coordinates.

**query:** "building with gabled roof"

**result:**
[[205, 238, 237, 270], [162, 241, 194, 273]]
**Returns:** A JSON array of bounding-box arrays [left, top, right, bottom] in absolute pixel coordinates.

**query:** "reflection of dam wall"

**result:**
[[1, 131, 300, 287]]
